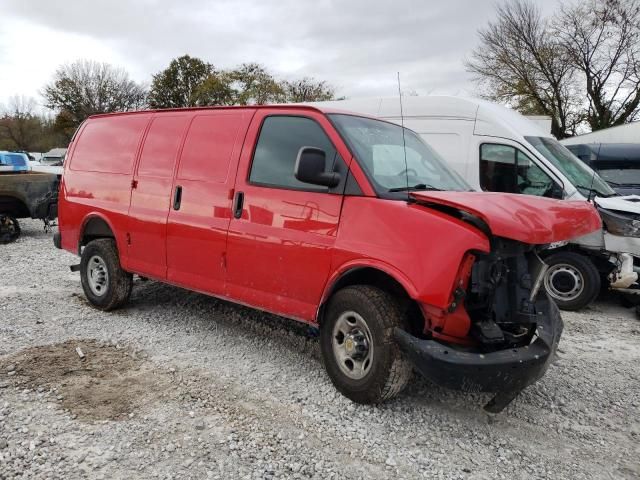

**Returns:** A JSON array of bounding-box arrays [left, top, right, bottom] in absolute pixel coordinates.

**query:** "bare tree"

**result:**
[[42, 60, 146, 132], [0, 96, 41, 151], [466, 0, 582, 138], [554, 0, 640, 130], [283, 78, 335, 102]]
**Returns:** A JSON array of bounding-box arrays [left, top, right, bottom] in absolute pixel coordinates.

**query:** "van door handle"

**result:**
[[233, 191, 244, 219], [173, 185, 182, 211]]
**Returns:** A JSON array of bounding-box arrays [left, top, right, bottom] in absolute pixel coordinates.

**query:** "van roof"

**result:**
[[87, 104, 350, 120], [307, 96, 553, 140]]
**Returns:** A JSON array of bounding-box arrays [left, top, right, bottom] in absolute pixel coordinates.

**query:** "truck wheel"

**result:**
[[80, 239, 132, 311], [0, 215, 20, 244], [320, 285, 412, 404], [543, 251, 600, 311]]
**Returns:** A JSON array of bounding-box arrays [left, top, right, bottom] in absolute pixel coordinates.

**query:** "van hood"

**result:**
[[410, 191, 601, 245]]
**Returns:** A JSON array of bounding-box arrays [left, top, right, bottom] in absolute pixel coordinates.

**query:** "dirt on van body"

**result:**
[[0, 219, 639, 480]]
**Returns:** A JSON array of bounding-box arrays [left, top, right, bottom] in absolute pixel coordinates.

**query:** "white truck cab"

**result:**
[[313, 96, 640, 310]]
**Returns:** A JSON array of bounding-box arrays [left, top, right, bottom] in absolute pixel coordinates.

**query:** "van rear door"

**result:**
[[165, 110, 255, 294], [127, 113, 191, 279]]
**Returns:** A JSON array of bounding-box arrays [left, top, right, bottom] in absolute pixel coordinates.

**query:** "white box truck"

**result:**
[[313, 96, 640, 310]]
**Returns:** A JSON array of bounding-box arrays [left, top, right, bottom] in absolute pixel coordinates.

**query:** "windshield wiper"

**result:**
[[389, 183, 442, 192], [575, 185, 616, 198]]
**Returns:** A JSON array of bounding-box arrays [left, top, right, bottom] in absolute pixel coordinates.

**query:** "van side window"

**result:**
[[480, 144, 557, 198], [249, 116, 339, 191]]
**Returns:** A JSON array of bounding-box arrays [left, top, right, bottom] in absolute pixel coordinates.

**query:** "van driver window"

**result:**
[[250, 116, 338, 190], [480, 144, 557, 198]]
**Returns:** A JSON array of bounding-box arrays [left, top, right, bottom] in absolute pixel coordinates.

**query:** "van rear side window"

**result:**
[[70, 116, 149, 174], [178, 113, 245, 183]]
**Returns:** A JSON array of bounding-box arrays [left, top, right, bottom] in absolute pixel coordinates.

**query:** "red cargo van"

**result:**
[[55, 106, 600, 411]]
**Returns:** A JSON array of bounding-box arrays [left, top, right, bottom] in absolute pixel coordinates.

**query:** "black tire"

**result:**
[[80, 238, 132, 311], [543, 251, 600, 311], [320, 285, 412, 404], [0, 215, 21, 244]]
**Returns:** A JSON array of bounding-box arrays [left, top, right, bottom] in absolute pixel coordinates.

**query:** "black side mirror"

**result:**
[[294, 147, 341, 188]]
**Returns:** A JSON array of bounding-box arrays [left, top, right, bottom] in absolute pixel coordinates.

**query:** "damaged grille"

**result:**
[[465, 239, 547, 350]]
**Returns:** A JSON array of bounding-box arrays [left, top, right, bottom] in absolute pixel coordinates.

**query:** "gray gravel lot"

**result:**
[[1, 220, 639, 479]]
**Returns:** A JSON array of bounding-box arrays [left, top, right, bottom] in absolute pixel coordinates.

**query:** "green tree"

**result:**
[[228, 63, 286, 105], [42, 60, 146, 139], [194, 73, 235, 106], [148, 55, 214, 108]]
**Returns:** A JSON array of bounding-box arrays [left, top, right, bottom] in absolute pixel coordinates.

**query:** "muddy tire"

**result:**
[[0, 215, 21, 244], [320, 285, 412, 404], [80, 239, 132, 311], [543, 251, 600, 311]]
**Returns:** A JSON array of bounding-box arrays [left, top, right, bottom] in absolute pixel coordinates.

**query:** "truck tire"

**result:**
[[0, 215, 20, 244], [80, 238, 132, 311], [543, 251, 600, 311], [320, 285, 412, 404]]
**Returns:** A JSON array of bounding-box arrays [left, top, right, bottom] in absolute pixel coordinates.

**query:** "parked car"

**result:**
[[41, 148, 67, 166], [565, 143, 640, 196], [312, 97, 640, 311], [0, 158, 59, 243], [54, 106, 600, 411]]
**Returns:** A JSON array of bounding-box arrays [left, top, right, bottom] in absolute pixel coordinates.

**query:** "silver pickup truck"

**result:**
[[0, 171, 59, 243]]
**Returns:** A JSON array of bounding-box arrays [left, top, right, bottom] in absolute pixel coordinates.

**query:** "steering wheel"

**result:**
[[397, 168, 418, 177]]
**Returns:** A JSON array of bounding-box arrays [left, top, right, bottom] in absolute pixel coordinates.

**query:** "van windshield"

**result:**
[[330, 114, 471, 194], [525, 136, 616, 198]]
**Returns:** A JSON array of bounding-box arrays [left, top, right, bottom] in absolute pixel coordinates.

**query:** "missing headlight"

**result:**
[[598, 207, 640, 237]]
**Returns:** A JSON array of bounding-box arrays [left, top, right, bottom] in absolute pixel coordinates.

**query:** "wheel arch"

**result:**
[[78, 213, 117, 254], [317, 262, 424, 333], [0, 195, 30, 218]]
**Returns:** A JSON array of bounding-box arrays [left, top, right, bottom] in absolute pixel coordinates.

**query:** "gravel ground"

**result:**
[[1, 220, 639, 480]]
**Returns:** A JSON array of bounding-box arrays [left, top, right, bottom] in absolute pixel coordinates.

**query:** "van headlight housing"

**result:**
[[599, 207, 640, 237]]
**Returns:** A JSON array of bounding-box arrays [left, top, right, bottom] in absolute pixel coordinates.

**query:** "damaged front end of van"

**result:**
[[395, 191, 601, 412]]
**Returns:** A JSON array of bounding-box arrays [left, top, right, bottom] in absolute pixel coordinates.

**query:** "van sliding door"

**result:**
[[165, 110, 255, 294], [127, 114, 191, 279]]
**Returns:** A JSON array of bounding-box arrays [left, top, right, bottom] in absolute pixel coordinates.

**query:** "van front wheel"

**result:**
[[320, 285, 412, 404], [80, 238, 132, 311], [543, 251, 600, 311]]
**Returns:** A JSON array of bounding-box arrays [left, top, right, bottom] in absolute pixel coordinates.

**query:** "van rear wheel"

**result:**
[[80, 238, 132, 311], [543, 251, 600, 311], [0, 215, 20, 244], [320, 285, 412, 404]]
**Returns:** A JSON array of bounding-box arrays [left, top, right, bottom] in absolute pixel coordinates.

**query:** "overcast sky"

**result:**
[[0, 0, 559, 111]]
